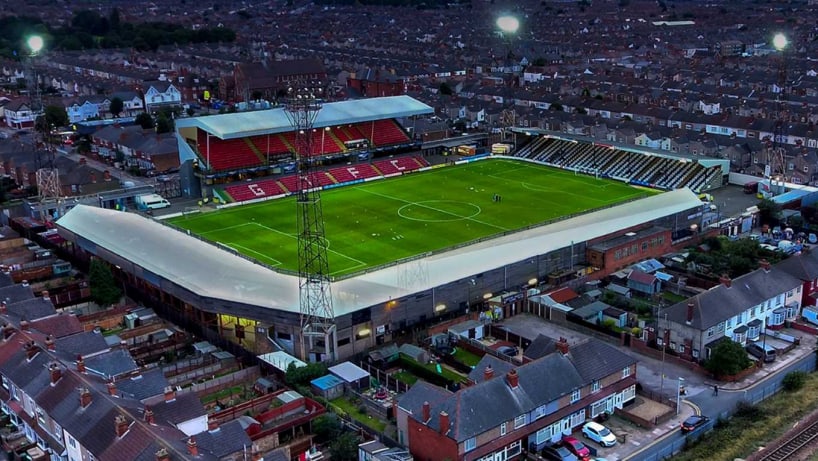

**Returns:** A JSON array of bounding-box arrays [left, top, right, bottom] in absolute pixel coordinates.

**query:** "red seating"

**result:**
[[197, 130, 263, 171], [225, 179, 286, 202], [279, 175, 300, 193], [328, 164, 381, 183], [359, 119, 410, 147], [373, 156, 424, 175], [278, 131, 342, 157], [250, 134, 291, 157]]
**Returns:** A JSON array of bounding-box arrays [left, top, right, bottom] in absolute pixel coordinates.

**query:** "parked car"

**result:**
[[746, 342, 776, 363], [497, 345, 518, 357], [681, 415, 710, 433], [562, 436, 591, 460], [541, 444, 579, 461], [582, 421, 617, 447]]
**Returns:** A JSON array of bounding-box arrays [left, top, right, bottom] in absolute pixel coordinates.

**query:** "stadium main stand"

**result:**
[[250, 134, 292, 158], [197, 130, 265, 171], [362, 120, 411, 146], [373, 156, 425, 175], [327, 164, 381, 183], [224, 179, 287, 201]]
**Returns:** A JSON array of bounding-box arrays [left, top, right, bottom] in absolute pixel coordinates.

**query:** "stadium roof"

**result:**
[[56, 188, 701, 318], [175, 95, 433, 139]]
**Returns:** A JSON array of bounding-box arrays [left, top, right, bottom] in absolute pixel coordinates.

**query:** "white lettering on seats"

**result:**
[[248, 184, 266, 197], [348, 167, 360, 178], [391, 160, 405, 171]]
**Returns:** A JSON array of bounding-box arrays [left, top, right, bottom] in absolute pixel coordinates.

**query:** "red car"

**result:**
[[562, 435, 591, 460]]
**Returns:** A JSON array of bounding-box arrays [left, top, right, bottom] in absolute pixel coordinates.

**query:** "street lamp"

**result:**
[[659, 313, 668, 396]]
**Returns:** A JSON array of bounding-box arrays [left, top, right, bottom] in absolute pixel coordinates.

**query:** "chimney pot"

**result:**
[[556, 337, 570, 354], [164, 386, 176, 402], [25, 342, 38, 360], [438, 411, 450, 435], [155, 448, 170, 461], [49, 363, 61, 385], [77, 355, 86, 373], [187, 436, 198, 456], [107, 380, 117, 396], [483, 365, 494, 381], [79, 387, 92, 408], [45, 335, 55, 351], [42, 290, 50, 301], [144, 406, 155, 424], [20, 320, 29, 331], [760, 259, 771, 272], [506, 369, 519, 389], [720, 275, 732, 288], [422, 401, 430, 422], [115, 414, 129, 437]]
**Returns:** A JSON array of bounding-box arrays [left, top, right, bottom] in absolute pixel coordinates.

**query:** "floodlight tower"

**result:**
[[26, 35, 58, 223], [26, 35, 44, 116], [284, 81, 336, 363], [496, 15, 520, 65], [771, 33, 788, 182]]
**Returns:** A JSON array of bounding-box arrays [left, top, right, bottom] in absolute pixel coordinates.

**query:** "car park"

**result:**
[[541, 444, 579, 461], [582, 421, 617, 447], [681, 415, 710, 433]]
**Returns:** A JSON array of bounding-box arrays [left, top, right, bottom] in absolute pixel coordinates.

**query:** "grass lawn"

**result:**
[[330, 397, 387, 432], [168, 159, 652, 277], [419, 361, 469, 383], [392, 371, 418, 386], [673, 372, 818, 461], [201, 385, 245, 405], [452, 347, 481, 367]]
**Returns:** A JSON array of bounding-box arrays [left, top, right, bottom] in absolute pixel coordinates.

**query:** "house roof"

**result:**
[[148, 392, 206, 426], [775, 251, 818, 282], [467, 354, 516, 384], [660, 265, 802, 330], [545, 287, 579, 304], [328, 361, 370, 383], [115, 368, 170, 402], [523, 334, 558, 361], [628, 270, 656, 284], [30, 313, 84, 338], [193, 420, 253, 458]]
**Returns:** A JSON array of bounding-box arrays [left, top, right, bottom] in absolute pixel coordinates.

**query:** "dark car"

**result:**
[[497, 345, 519, 357], [681, 415, 710, 433], [746, 343, 776, 363], [541, 444, 579, 461]]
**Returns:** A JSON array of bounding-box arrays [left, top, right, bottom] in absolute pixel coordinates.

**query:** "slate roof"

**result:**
[[84, 348, 140, 379], [194, 420, 253, 458], [523, 334, 557, 361], [628, 270, 656, 285], [414, 339, 636, 442], [55, 331, 110, 358], [149, 392, 206, 426], [661, 266, 802, 330], [397, 381, 452, 417], [30, 313, 84, 338], [6, 296, 56, 321], [468, 354, 516, 384], [0, 284, 35, 305], [775, 251, 818, 283], [115, 368, 170, 401]]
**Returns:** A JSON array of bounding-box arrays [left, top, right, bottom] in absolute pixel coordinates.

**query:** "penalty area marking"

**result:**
[[397, 200, 483, 223]]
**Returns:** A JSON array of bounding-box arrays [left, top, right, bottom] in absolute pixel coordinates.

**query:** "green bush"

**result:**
[[733, 400, 765, 420], [782, 371, 807, 392]]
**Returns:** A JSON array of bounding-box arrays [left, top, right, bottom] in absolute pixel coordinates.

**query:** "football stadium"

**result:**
[[56, 96, 720, 361]]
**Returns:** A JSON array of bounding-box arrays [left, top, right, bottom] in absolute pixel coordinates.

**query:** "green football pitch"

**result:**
[[167, 159, 655, 277]]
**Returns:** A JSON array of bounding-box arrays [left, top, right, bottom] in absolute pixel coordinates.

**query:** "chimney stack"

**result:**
[[42, 290, 50, 302], [89, 171, 96, 183], [483, 365, 494, 381], [77, 355, 86, 373], [20, 320, 30, 331], [251, 452, 263, 461], [760, 259, 771, 272], [49, 363, 61, 385], [506, 369, 519, 389], [422, 401, 431, 422], [25, 342, 39, 360], [155, 448, 170, 461], [164, 386, 176, 402], [115, 414, 129, 437], [2, 324, 14, 340], [79, 387, 92, 408], [144, 406, 155, 425], [720, 275, 732, 288], [186, 436, 198, 456], [45, 335, 55, 351], [103, 170, 112, 182], [556, 336, 570, 355], [208, 418, 219, 432], [686, 302, 694, 324], [438, 411, 450, 435], [107, 380, 117, 396], [0, 301, 6, 315]]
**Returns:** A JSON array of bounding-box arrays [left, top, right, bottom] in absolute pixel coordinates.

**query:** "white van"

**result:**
[[135, 194, 171, 210]]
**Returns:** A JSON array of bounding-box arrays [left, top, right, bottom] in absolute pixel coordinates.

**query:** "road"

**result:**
[[625, 352, 817, 461]]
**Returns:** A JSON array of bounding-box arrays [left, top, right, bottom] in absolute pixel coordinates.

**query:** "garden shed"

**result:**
[[328, 362, 371, 391], [399, 343, 429, 364], [310, 374, 346, 400]]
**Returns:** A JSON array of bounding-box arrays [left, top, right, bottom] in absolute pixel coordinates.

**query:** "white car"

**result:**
[[582, 421, 617, 447]]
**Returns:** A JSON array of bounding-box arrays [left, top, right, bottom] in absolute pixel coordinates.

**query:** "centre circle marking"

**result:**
[[397, 200, 482, 222]]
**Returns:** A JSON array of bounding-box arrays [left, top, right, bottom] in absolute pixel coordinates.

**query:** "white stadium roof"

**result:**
[[175, 95, 434, 139], [56, 188, 701, 317]]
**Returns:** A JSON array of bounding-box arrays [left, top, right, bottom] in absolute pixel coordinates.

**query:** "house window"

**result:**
[[68, 437, 76, 448], [500, 422, 507, 436], [571, 389, 581, 403], [679, 344, 685, 354], [592, 380, 600, 393], [622, 366, 631, 378], [692, 349, 700, 358], [706, 327, 715, 338], [507, 440, 522, 457], [465, 437, 477, 452], [514, 414, 527, 429]]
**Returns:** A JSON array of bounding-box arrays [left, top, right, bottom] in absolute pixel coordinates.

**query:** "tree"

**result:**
[[37, 105, 69, 131], [704, 340, 751, 377], [782, 371, 807, 391], [109, 97, 124, 117], [757, 198, 782, 226], [285, 362, 328, 387], [155, 113, 173, 134], [135, 112, 154, 129], [311, 414, 342, 443], [89, 259, 122, 306], [329, 432, 360, 461], [439, 81, 453, 96]]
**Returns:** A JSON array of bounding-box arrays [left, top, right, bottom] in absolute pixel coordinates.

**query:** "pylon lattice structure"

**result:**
[[284, 82, 336, 362], [36, 168, 60, 223]]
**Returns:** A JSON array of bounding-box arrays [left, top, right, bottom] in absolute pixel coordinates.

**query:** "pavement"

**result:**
[[499, 314, 818, 461]]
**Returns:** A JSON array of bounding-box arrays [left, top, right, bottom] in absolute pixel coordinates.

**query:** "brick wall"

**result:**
[[408, 416, 459, 461]]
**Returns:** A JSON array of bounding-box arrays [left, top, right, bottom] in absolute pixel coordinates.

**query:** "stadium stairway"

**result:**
[[244, 138, 267, 164], [328, 130, 347, 152], [325, 172, 340, 184]]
